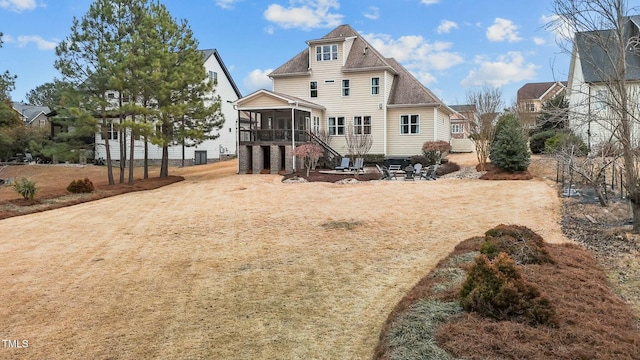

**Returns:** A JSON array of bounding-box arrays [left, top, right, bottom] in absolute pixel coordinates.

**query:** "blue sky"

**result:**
[[1, 0, 635, 106]]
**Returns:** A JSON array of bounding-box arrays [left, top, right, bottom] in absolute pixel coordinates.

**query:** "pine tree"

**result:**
[[489, 113, 530, 172]]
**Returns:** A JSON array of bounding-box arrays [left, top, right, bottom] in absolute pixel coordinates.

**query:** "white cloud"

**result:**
[[264, 0, 343, 30], [486, 18, 522, 42], [6, 34, 56, 50], [0, 0, 36, 12], [461, 52, 538, 88], [540, 14, 574, 42], [244, 68, 273, 93], [437, 20, 458, 34], [421, 0, 439, 4], [215, 0, 242, 9], [533, 37, 546, 45], [363, 6, 379, 20], [363, 32, 463, 86], [264, 25, 275, 35]]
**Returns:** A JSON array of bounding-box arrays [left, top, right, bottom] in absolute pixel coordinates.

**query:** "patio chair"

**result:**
[[423, 164, 439, 180], [335, 157, 350, 171], [350, 157, 364, 173], [413, 163, 423, 177], [376, 164, 396, 180]]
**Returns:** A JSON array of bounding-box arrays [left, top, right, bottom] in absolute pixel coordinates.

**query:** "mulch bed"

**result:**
[[282, 169, 381, 182], [0, 176, 184, 220], [374, 229, 640, 359], [478, 163, 533, 180]]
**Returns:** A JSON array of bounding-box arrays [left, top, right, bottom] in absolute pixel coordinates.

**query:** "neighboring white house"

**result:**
[[567, 15, 640, 149], [94, 49, 242, 165], [233, 24, 455, 174]]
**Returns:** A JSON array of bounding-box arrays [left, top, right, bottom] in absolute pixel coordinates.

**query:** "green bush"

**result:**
[[12, 178, 38, 200], [482, 224, 554, 265], [544, 132, 588, 155], [67, 178, 95, 194], [459, 252, 556, 326], [529, 130, 558, 154], [489, 114, 530, 172]]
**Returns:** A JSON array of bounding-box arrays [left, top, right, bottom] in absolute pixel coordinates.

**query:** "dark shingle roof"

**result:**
[[269, 24, 449, 111], [386, 58, 447, 108], [575, 15, 640, 82], [517, 82, 566, 100], [12, 102, 51, 125], [269, 48, 310, 77]]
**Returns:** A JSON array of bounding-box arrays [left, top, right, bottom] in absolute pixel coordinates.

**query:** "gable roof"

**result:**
[[269, 24, 397, 77], [574, 15, 640, 82], [200, 48, 242, 98], [517, 82, 567, 101], [268, 24, 451, 112], [12, 102, 52, 125], [386, 58, 452, 113], [235, 89, 325, 111]]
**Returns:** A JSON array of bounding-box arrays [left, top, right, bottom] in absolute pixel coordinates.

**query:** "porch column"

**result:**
[[238, 145, 250, 174], [284, 145, 294, 173], [291, 107, 296, 171], [270, 145, 281, 174], [252, 145, 264, 174]]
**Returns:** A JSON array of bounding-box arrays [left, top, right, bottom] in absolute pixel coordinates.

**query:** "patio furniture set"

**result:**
[[375, 163, 438, 181]]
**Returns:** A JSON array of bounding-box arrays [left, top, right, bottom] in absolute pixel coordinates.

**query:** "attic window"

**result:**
[[316, 44, 338, 61]]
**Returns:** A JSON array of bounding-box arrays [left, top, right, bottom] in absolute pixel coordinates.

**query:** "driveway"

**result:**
[[0, 159, 568, 359]]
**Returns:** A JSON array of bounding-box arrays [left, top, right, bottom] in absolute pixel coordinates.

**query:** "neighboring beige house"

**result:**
[[516, 81, 567, 129], [448, 104, 475, 153], [94, 49, 242, 165], [12, 102, 53, 128], [234, 24, 455, 174]]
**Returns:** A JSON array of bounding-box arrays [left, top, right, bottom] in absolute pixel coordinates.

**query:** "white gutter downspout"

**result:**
[[383, 72, 388, 154], [433, 107, 438, 141], [291, 102, 297, 171]]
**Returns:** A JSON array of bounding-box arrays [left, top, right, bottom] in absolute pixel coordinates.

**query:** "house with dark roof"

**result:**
[[234, 24, 455, 174], [11, 102, 54, 128], [94, 49, 242, 165], [567, 15, 640, 149], [517, 81, 567, 129]]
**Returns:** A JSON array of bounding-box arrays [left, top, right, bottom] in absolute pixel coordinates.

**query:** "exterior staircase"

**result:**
[[306, 131, 342, 168]]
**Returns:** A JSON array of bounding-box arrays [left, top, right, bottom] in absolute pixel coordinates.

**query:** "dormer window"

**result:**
[[316, 44, 338, 61]]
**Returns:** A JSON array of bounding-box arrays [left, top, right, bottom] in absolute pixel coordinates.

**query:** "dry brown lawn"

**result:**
[[0, 155, 570, 359]]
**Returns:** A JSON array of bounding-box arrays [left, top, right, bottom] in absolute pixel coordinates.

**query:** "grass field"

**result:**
[[0, 155, 576, 359]]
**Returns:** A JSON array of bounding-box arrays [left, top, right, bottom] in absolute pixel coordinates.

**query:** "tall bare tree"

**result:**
[[344, 120, 372, 160], [551, 0, 640, 230], [466, 85, 503, 171]]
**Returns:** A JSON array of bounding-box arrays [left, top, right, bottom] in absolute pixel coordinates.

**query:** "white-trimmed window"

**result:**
[[328, 116, 345, 135], [452, 123, 464, 134], [316, 44, 338, 61], [342, 79, 350, 96], [525, 102, 535, 112], [103, 122, 118, 140], [400, 114, 419, 134], [209, 71, 218, 85], [371, 77, 380, 95], [354, 116, 371, 135], [310, 81, 318, 98], [313, 116, 320, 134], [594, 89, 608, 111]]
